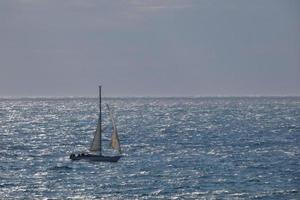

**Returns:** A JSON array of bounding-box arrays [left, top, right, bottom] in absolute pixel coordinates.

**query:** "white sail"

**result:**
[[90, 115, 101, 153], [106, 104, 121, 154]]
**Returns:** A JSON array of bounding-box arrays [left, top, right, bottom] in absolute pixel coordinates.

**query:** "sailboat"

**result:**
[[69, 86, 122, 162]]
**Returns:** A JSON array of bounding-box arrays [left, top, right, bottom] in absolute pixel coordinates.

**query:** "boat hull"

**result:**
[[70, 154, 121, 162]]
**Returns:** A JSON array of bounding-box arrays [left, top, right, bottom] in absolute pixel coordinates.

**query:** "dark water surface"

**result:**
[[0, 97, 299, 199]]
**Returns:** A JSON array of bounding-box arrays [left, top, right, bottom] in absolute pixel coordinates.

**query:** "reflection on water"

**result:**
[[0, 97, 299, 199]]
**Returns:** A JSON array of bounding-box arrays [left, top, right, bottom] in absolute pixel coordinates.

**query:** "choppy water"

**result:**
[[0, 97, 299, 199]]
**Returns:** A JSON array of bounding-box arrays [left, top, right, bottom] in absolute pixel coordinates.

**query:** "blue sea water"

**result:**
[[0, 97, 299, 199]]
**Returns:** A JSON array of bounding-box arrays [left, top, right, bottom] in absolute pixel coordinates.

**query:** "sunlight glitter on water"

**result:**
[[0, 97, 299, 199]]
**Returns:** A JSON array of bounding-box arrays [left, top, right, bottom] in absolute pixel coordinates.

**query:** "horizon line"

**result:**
[[0, 95, 300, 99]]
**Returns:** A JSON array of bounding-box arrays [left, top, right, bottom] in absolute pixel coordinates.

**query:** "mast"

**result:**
[[99, 85, 102, 155]]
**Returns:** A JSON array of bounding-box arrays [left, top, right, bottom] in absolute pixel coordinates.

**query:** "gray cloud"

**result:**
[[0, 0, 299, 96]]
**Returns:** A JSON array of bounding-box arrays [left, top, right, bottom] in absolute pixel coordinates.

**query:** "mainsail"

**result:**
[[106, 104, 121, 154], [90, 115, 101, 153]]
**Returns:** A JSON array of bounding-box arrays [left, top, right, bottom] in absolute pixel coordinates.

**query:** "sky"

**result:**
[[0, 0, 299, 97]]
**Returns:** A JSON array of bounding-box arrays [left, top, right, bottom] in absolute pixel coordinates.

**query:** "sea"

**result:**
[[0, 97, 299, 199]]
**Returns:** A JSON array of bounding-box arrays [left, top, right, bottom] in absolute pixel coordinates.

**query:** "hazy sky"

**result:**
[[0, 0, 299, 97]]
